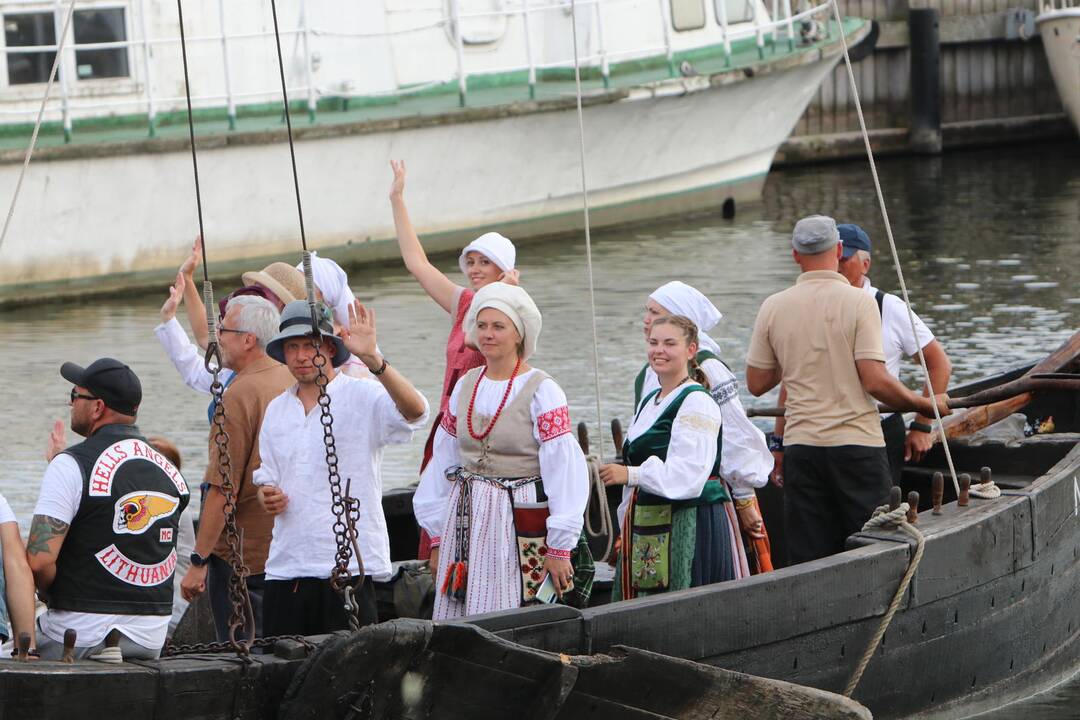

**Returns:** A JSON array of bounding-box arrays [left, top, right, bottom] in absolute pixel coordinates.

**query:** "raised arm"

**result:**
[[180, 236, 211, 350], [342, 300, 428, 422], [389, 160, 461, 314]]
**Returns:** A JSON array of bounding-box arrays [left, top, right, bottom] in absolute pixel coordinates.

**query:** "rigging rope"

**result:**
[[175, 0, 253, 655], [265, 0, 361, 628], [845, 503, 925, 696], [568, 0, 607, 461], [0, 0, 77, 254], [827, 0, 960, 496]]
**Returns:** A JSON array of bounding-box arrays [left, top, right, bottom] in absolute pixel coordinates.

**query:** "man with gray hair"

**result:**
[[158, 287, 292, 641], [745, 215, 951, 564]]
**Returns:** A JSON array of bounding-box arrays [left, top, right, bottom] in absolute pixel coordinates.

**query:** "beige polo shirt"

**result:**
[[747, 270, 886, 447]]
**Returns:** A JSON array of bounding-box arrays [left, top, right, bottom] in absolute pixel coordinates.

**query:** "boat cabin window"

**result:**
[[3, 6, 128, 86], [714, 0, 755, 25], [73, 8, 129, 80], [4, 11, 57, 85], [671, 0, 707, 31]]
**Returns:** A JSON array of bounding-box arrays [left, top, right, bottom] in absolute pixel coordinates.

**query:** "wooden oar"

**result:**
[[745, 329, 1080, 435]]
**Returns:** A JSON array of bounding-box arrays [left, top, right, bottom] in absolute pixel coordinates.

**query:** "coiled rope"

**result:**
[[844, 503, 925, 697], [568, 0, 606, 460], [828, 0, 960, 496], [584, 456, 615, 562], [0, 0, 77, 254]]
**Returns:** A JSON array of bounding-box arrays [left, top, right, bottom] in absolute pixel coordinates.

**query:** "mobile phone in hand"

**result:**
[[535, 573, 559, 604]]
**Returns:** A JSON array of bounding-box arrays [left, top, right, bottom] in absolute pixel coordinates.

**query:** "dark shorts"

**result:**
[[263, 576, 377, 637], [783, 444, 892, 565], [881, 413, 907, 487]]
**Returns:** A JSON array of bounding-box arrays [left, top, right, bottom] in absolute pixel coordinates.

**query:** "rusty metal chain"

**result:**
[[164, 633, 313, 657], [311, 342, 365, 631], [205, 335, 255, 656]]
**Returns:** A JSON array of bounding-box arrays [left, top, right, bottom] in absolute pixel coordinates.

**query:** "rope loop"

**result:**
[[845, 502, 926, 697], [583, 455, 614, 563]]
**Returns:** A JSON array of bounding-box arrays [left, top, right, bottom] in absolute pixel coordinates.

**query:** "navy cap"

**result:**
[[838, 223, 871, 258], [61, 358, 142, 416]]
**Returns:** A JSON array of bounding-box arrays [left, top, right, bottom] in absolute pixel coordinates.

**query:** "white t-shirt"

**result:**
[[33, 454, 171, 650], [0, 493, 14, 525], [863, 279, 935, 419], [254, 373, 430, 581]]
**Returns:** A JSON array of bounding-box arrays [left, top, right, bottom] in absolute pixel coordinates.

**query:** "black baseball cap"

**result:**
[[60, 358, 142, 416]]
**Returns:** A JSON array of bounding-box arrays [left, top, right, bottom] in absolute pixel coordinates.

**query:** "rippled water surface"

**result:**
[[2, 141, 1078, 713]]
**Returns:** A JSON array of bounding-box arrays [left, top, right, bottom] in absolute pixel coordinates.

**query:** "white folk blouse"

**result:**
[[414, 368, 588, 553]]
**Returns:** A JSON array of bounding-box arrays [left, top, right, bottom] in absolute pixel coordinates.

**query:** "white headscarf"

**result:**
[[465, 282, 542, 361], [458, 232, 516, 276], [296, 252, 356, 327], [649, 281, 723, 355]]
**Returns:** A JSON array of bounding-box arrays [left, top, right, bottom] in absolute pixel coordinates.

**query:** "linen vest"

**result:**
[[455, 368, 550, 478], [50, 424, 189, 615], [624, 385, 729, 506]]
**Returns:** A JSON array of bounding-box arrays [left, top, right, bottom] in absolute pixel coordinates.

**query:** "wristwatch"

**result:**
[[909, 420, 934, 434], [190, 551, 209, 568]]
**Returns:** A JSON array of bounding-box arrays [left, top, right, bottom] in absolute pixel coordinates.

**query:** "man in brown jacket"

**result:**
[[169, 293, 293, 640]]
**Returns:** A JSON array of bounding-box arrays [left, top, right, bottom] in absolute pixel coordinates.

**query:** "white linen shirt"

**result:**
[[639, 359, 772, 499], [153, 317, 234, 395], [862, 278, 935, 418], [617, 382, 722, 527], [413, 369, 589, 553], [253, 373, 429, 582]]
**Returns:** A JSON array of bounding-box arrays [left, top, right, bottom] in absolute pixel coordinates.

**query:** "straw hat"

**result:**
[[241, 262, 306, 306]]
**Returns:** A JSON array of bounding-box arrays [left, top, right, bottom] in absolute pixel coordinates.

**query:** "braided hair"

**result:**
[[651, 315, 707, 388]]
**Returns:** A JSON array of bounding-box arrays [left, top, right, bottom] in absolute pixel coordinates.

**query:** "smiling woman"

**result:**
[[413, 282, 594, 620]]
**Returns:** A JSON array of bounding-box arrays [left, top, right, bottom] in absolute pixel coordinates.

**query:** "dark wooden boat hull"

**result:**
[[458, 363, 1080, 719], [278, 619, 870, 720]]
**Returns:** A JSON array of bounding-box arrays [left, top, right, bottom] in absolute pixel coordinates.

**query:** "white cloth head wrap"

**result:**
[[465, 282, 542, 361], [458, 232, 516, 276], [296, 252, 356, 327], [649, 281, 723, 355]]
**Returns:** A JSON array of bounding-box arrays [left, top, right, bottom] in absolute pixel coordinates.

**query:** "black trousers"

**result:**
[[783, 444, 892, 565], [881, 413, 907, 487], [263, 576, 378, 637]]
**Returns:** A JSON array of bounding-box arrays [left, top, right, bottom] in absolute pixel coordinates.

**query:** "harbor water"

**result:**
[[2, 140, 1078, 714]]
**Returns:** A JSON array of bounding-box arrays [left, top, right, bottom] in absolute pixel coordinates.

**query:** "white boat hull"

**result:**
[[0, 35, 861, 302], [1037, 6, 1080, 136]]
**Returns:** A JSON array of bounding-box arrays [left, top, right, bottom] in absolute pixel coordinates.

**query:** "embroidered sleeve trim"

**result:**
[[710, 379, 739, 407], [537, 406, 571, 442], [545, 546, 572, 559], [440, 411, 457, 438], [429, 536, 441, 548], [675, 411, 720, 434]]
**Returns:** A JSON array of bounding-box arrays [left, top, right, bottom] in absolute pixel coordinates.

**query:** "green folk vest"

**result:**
[[623, 385, 729, 506], [49, 424, 190, 615]]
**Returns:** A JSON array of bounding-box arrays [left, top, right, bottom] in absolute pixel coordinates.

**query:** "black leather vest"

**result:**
[[49, 424, 189, 615]]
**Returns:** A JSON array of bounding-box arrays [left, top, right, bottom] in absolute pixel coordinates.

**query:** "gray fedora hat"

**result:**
[[266, 300, 350, 368]]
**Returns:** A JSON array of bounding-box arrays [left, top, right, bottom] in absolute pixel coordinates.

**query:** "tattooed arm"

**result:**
[[26, 514, 69, 592]]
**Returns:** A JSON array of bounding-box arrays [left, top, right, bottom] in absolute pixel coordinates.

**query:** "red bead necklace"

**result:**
[[467, 357, 522, 441]]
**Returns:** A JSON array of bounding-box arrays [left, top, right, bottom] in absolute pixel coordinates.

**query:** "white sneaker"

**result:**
[[89, 646, 123, 664]]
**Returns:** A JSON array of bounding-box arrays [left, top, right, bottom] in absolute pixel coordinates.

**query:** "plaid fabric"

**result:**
[[562, 532, 595, 609]]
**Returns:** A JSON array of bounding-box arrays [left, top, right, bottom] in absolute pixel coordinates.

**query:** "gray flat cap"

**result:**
[[792, 215, 840, 255]]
